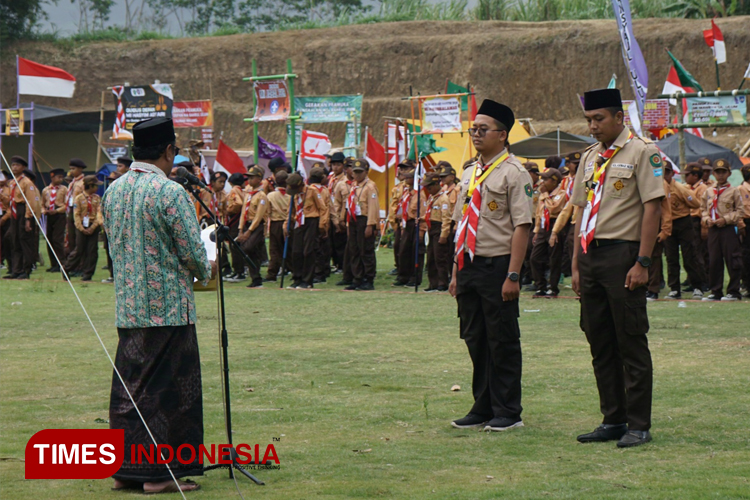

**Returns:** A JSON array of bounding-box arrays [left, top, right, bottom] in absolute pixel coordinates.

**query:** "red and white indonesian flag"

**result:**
[[300, 130, 331, 161], [214, 140, 246, 192], [364, 131, 386, 173], [387, 124, 407, 168], [662, 67, 703, 138], [17, 57, 76, 98], [703, 18, 726, 64]]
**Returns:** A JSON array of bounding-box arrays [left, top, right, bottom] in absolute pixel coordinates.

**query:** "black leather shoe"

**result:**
[[247, 279, 264, 288], [451, 413, 491, 429], [617, 430, 652, 448], [484, 416, 524, 432], [344, 282, 361, 291], [335, 280, 352, 286], [577, 424, 628, 443], [391, 281, 407, 287], [358, 281, 374, 291], [262, 278, 276, 283], [2, 273, 17, 279], [313, 277, 326, 284], [16, 273, 29, 280]]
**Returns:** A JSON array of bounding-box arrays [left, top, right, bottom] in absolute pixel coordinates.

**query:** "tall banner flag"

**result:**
[[214, 141, 246, 192], [387, 124, 407, 168], [420, 96, 462, 134], [17, 57, 76, 98], [111, 84, 173, 140], [364, 131, 386, 173], [611, 0, 648, 118], [300, 130, 331, 161], [253, 80, 290, 122], [445, 81, 478, 120], [172, 100, 213, 128], [663, 51, 704, 137], [703, 18, 726, 64]]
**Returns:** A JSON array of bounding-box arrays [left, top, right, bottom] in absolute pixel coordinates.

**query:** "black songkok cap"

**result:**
[[132, 117, 176, 149], [476, 99, 515, 130], [268, 157, 285, 172], [583, 89, 622, 111]]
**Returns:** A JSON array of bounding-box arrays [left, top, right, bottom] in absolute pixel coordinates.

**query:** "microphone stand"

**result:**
[[183, 182, 265, 486]]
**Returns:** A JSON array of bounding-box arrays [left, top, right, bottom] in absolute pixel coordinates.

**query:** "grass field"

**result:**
[[1, 245, 749, 499]]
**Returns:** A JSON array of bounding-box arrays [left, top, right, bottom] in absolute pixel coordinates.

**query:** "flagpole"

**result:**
[[287, 58, 297, 171], [96, 90, 106, 169], [16, 55, 20, 110], [714, 59, 721, 90], [251, 59, 259, 165]]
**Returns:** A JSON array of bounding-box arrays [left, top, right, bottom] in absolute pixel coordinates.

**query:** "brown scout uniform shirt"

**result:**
[[65, 174, 85, 213], [442, 183, 460, 219], [571, 128, 665, 241], [200, 188, 228, 221], [388, 183, 405, 229], [531, 179, 541, 218], [738, 181, 750, 219], [286, 186, 330, 232], [73, 193, 103, 231], [0, 185, 10, 224], [659, 179, 673, 240], [452, 150, 534, 257], [332, 179, 352, 228], [42, 184, 68, 215], [310, 183, 331, 232], [351, 178, 380, 226], [688, 180, 708, 218], [534, 185, 567, 233], [239, 189, 268, 232], [404, 187, 428, 233], [267, 188, 290, 222], [668, 179, 700, 220], [701, 184, 745, 228], [9, 175, 41, 218], [428, 191, 452, 240], [226, 185, 246, 219]]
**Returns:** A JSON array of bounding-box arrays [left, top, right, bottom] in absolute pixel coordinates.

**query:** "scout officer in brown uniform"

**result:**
[[3, 157, 41, 280], [264, 170, 291, 282], [685, 162, 710, 284], [225, 173, 248, 282], [521, 162, 541, 288], [449, 100, 533, 432], [571, 88, 664, 448], [66, 175, 103, 281], [559, 152, 581, 277], [700, 159, 745, 301], [739, 165, 750, 296], [0, 172, 12, 270], [344, 159, 380, 291], [646, 162, 673, 301], [237, 166, 268, 288], [286, 171, 329, 289], [422, 172, 452, 292], [41, 168, 68, 273], [387, 162, 411, 276], [531, 168, 567, 297], [308, 165, 332, 284], [334, 159, 356, 286], [64, 158, 86, 269], [394, 163, 428, 287], [327, 152, 348, 273], [663, 163, 705, 299]]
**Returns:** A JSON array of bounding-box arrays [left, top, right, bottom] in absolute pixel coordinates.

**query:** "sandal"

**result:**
[[111, 479, 142, 491], [143, 478, 201, 495]]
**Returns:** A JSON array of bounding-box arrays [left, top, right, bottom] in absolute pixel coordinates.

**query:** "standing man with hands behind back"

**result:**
[[571, 89, 664, 449], [449, 100, 533, 432]]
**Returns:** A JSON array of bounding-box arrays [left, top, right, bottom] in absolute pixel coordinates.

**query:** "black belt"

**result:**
[[464, 254, 510, 264], [591, 238, 631, 248]]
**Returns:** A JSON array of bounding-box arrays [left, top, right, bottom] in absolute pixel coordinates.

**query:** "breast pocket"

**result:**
[[482, 185, 507, 219], [609, 169, 634, 199]]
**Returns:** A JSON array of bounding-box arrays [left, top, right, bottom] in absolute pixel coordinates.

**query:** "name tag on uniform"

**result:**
[[355, 205, 362, 216], [611, 163, 634, 170], [554, 195, 561, 200], [83, 216, 90, 228]]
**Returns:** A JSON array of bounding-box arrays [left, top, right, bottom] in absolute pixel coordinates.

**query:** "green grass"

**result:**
[[1, 243, 750, 499]]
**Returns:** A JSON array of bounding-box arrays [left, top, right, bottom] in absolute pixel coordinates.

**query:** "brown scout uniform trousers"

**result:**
[[743, 217, 750, 291], [426, 222, 450, 289], [397, 219, 425, 285], [347, 217, 377, 284], [292, 218, 319, 285], [239, 223, 265, 282], [10, 206, 38, 276], [664, 216, 706, 291], [45, 213, 66, 269], [707, 226, 742, 297], [530, 219, 564, 294], [266, 220, 290, 280]]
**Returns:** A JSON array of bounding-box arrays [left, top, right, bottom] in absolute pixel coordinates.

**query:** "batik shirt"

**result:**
[[102, 162, 211, 328]]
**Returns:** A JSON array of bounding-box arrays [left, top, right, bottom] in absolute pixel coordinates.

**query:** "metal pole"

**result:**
[[677, 97, 686, 170], [715, 59, 721, 90], [557, 127, 560, 156], [16, 55, 20, 110], [96, 90, 106, 169], [287, 59, 297, 171], [251, 59, 259, 165], [384, 120, 389, 219], [28, 102, 34, 172]]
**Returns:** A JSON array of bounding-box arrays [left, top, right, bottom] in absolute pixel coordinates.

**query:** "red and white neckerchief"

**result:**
[[563, 176, 574, 200], [65, 174, 84, 212], [294, 191, 305, 228], [690, 180, 704, 191], [346, 182, 358, 223], [243, 190, 258, 224], [710, 183, 731, 220], [425, 193, 435, 229], [48, 185, 60, 212], [579, 132, 634, 254], [84, 195, 94, 225], [327, 172, 336, 190], [400, 188, 412, 228], [9, 175, 23, 219], [455, 151, 509, 270], [541, 200, 551, 231], [277, 187, 286, 196]]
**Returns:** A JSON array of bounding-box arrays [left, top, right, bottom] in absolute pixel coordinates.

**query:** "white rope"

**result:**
[[1, 151, 187, 499]]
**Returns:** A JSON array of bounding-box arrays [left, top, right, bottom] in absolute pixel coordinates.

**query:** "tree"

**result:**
[[0, 0, 53, 41]]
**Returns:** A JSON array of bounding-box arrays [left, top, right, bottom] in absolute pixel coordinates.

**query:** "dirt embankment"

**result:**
[[2, 17, 749, 149]]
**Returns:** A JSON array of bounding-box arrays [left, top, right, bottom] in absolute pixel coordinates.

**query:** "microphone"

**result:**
[[175, 166, 208, 189]]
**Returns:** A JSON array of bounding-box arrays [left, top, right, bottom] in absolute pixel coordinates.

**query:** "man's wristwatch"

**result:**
[[636, 256, 652, 268], [507, 272, 520, 282]]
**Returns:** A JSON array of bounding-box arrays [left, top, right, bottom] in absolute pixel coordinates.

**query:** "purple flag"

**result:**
[[611, 0, 648, 118], [258, 135, 286, 161]]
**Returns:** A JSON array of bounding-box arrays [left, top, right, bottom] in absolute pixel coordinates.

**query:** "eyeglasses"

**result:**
[[172, 144, 181, 156], [468, 127, 502, 137]]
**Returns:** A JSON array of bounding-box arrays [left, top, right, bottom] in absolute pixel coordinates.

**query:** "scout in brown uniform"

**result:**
[[201, 171, 228, 225], [700, 159, 745, 301], [663, 163, 706, 299], [521, 162, 541, 288], [387, 162, 410, 276], [334, 159, 356, 286], [344, 159, 380, 290], [101, 157, 132, 283], [264, 170, 291, 282], [64, 159, 86, 270], [449, 100, 533, 432], [571, 89, 664, 448], [530, 168, 567, 297], [327, 152, 348, 273], [225, 173, 248, 282], [700, 158, 715, 188], [286, 172, 329, 289], [41, 168, 68, 273], [645, 166, 673, 301], [66, 176, 103, 281], [739, 165, 750, 296], [308, 165, 332, 284], [685, 163, 710, 283], [3, 157, 41, 280], [559, 152, 581, 277], [393, 164, 428, 287], [237, 166, 268, 288], [422, 172, 452, 292], [438, 162, 459, 251], [0, 172, 11, 270]]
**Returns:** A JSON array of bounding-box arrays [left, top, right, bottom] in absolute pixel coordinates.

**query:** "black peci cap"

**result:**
[[69, 158, 86, 169], [331, 152, 346, 163], [132, 117, 176, 149], [583, 89, 622, 111], [476, 99, 515, 130]]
